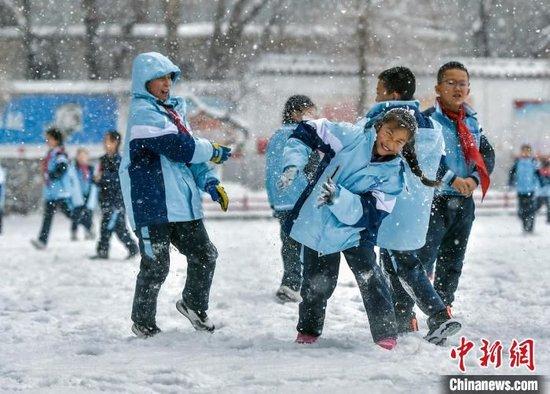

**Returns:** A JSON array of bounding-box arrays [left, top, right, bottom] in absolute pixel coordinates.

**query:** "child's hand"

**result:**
[[452, 177, 473, 196], [210, 143, 232, 164], [205, 180, 229, 212], [277, 166, 298, 189], [464, 177, 478, 195], [317, 178, 339, 207]]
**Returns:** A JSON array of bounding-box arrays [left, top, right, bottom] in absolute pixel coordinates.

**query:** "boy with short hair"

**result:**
[[90, 131, 138, 259], [418, 61, 495, 309], [508, 144, 542, 233], [71, 147, 96, 241], [120, 52, 231, 337]]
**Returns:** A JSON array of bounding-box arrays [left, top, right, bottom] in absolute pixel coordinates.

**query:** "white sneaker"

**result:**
[[176, 300, 215, 332], [30, 239, 46, 250], [276, 285, 302, 303]]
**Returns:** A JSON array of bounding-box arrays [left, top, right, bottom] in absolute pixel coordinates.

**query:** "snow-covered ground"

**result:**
[[1, 213, 548, 393]]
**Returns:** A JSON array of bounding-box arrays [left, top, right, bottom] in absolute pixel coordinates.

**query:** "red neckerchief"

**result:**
[[438, 98, 490, 200], [158, 102, 191, 135]]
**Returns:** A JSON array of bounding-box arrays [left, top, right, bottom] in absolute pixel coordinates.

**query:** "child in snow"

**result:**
[[418, 61, 495, 311], [0, 164, 5, 234], [120, 52, 232, 337], [31, 128, 84, 249], [536, 159, 550, 223], [508, 144, 541, 233], [370, 67, 461, 345], [265, 95, 319, 303], [89, 131, 138, 260], [70, 147, 96, 241], [280, 108, 438, 350]]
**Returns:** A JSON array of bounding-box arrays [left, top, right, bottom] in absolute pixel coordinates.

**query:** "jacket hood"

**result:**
[[131, 52, 181, 102]]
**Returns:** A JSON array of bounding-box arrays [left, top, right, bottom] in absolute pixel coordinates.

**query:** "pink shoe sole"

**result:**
[[296, 333, 318, 344], [376, 337, 397, 350]]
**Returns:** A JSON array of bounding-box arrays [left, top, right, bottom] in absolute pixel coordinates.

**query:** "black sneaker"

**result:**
[[176, 299, 215, 332], [425, 308, 461, 346], [131, 323, 161, 338]]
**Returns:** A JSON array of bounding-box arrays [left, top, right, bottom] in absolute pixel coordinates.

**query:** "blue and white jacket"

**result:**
[[73, 161, 98, 210], [283, 119, 405, 255], [265, 123, 317, 212], [362, 101, 445, 251], [42, 147, 83, 207], [424, 101, 495, 196], [508, 157, 541, 195], [0, 166, 6, 212], [119, 52, 218, 230]]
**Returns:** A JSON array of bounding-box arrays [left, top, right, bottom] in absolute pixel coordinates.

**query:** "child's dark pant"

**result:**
[[518, 192, 536, 232], [536, 196, 550, 223], [277, 211, 302, 291], [71, 206, 93, 233], [96, 207, 138, 257], [38, 199, 73, 244], [131, 220, 218, 327], [297, 245, 397, 342], [417, 195, 475, 307], [380, 249, 446, 325]]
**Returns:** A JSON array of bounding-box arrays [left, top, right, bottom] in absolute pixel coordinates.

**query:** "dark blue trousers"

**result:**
[[380, 249, 446, 327], [298, 245, 397, 342], [96, 207, 138, 257], [518, 192, 536, 232], [131, 220, 218, 327], [38, 199, 73, 244], [417, 195, 475, 306], [276, 210, 302, 291]]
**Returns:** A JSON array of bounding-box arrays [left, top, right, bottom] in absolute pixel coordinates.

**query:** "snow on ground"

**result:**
[[0, 213, 548, 393]]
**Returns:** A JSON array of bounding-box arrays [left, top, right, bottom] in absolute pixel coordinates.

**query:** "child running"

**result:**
[[120, 52, 231, 337], [265, 95, 319, 303], [31, 128, 83, 249], [368, 66, 461, 345], [280, 108, 438, 350], [90, 131, 138, 260]]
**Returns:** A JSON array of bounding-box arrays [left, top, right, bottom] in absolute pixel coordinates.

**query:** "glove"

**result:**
[[277, 166, 298, 189], [205, 180, 229, 212], [210, 143, 232, 164], [317, 178, 339, 207]]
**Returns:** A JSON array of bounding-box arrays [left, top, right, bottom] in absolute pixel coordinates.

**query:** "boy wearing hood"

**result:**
[[120, 52, 231, 337]]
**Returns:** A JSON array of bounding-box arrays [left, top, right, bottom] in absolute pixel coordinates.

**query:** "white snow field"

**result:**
[[1, 213, 548, 393]]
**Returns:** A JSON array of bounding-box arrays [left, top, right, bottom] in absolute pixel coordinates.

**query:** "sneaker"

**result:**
[[275, 285, 302, 303], [425, 308, 461, 346], [89, 254, 109, 260], [176, 299, 215, 332], [295, 333, 318, 344], [131, 323, 161, 338], [396, 315, 419, 335], [376, 337, 397, 350], [30, 239, 46, 250]]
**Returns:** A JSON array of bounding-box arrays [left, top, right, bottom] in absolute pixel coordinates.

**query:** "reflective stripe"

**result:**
[[140, 226, 154, 258], [107, 210, 120, 231], [130, 123, 178, 140]]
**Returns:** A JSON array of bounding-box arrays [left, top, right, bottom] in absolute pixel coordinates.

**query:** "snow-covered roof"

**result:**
[[255, 54, 550, 78]]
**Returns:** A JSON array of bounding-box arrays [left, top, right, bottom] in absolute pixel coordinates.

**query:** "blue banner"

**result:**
[[0, 94, 117, 145]]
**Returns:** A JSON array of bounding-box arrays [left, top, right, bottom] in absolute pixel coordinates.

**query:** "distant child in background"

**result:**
[[0, 164, 5, 234], [418, 61, 495, 311], [265, 95, 319, 303], [90, 131, 138, 260], [31, 128, 83, 249], [71, 147, 97, 241], [508, 144, 541, 233], [280, 108, 439, 350], [536, 159, 550, 223]]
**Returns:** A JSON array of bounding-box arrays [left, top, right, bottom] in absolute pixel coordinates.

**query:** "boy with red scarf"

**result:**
[[419, 61, 495, 310]]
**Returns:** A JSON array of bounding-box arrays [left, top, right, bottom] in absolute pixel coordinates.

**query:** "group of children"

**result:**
[[267, 62, 495, 349], [508, 144, 550, 232], [29, 127, 137, 260], [8, 51, 539, 350]]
